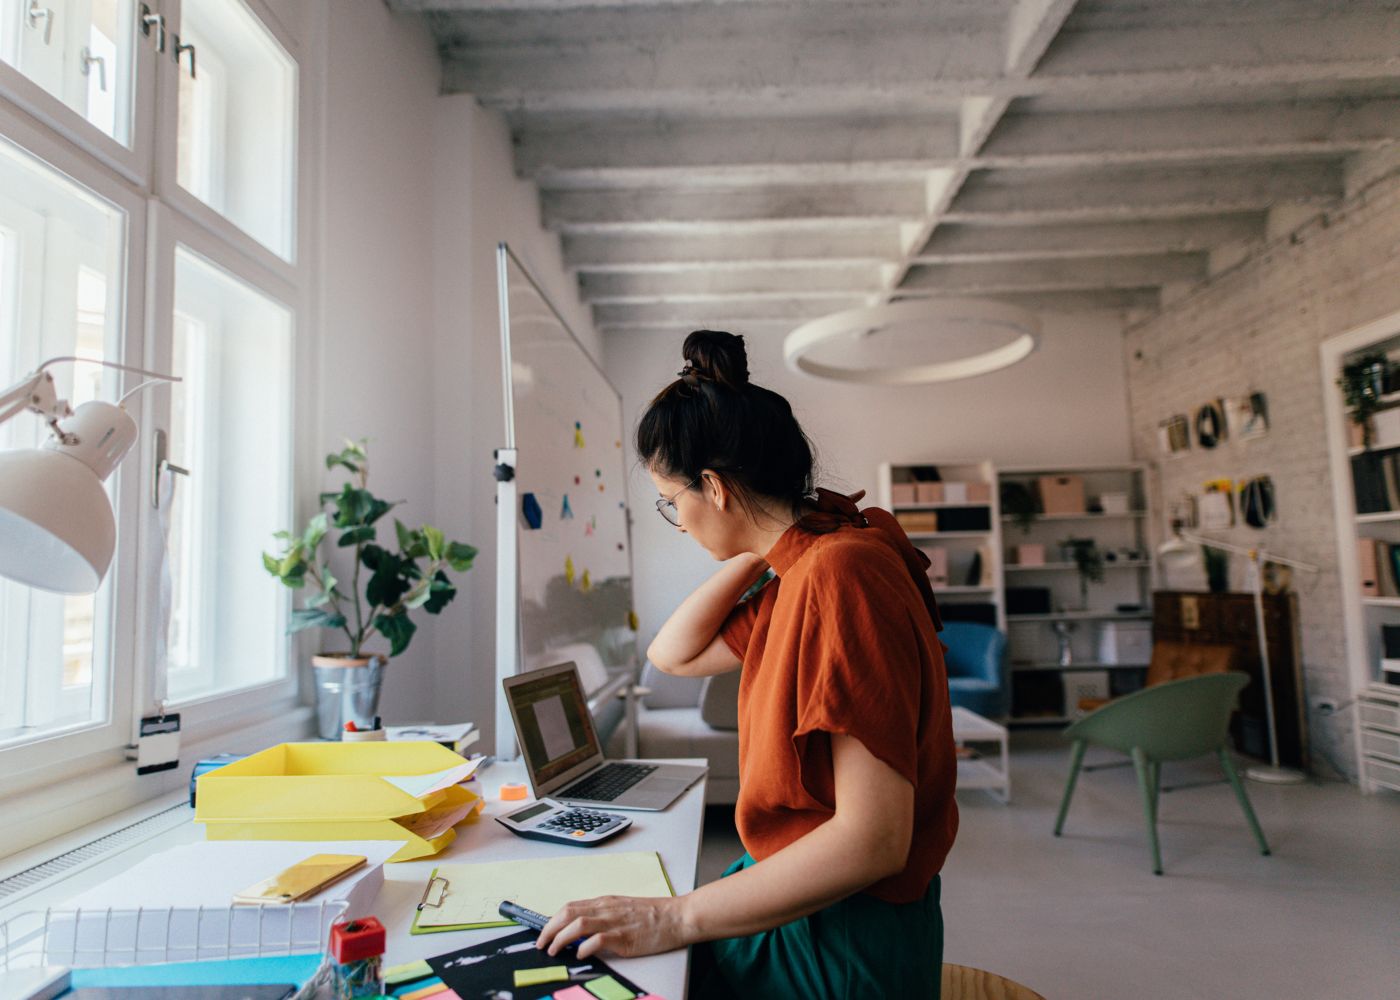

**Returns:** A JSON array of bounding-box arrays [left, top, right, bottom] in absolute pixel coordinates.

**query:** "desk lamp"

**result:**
[[0, 356, 178, 594], [1157, 530, 1317, 784]]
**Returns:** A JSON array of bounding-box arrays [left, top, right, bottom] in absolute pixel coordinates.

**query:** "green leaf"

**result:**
[[262, 552, 280, 575], [360, 543, 389, 571], [305, 590, 330, 609], [302, 512, 329, 552], [272, 530, 292, 542], [423, 525, 446, 562], [367, 556, 411, 609], [373, 612, 417, 657], [337, 525, 377, 547], [288, 608, 343, 634], [321, 565, 338, 595], [402, 577, 433, 610], [423, 570, 457, 614], [446, 541, 478, 572], [364, 497, 396, 526], [277, 549, 303, 577]]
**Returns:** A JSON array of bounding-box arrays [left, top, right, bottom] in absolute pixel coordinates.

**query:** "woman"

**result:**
[[535, 330, 959, 997]]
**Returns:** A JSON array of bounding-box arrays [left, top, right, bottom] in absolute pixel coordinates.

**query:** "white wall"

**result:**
[[1123, 154, 1400, 781], [425, 98, 601, 751], [314, 0, 442, 722], [605, 314, 1134, 652]]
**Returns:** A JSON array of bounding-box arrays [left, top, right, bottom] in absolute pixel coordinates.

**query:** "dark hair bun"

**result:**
[[682, 330, 749, 390]]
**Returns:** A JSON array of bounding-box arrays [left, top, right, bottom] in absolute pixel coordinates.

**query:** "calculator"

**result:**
[[496, 797, 632, 846]]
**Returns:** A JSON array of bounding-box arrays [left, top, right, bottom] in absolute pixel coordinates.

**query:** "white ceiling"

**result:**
[[387, 0, 1400, 335]]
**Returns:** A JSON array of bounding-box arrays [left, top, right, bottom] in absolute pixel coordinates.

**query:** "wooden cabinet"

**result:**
[[1153, 591, 1308, 769]]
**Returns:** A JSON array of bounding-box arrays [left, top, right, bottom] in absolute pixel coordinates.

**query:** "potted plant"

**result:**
[[999, 481, 1038, 533], [1337, 352, 1392, 448], [263, 440, 477, 738], [1061, 537, 1104, 610]]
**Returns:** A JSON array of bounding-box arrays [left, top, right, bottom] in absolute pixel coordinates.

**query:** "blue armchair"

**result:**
[[940, 621, 1008, 719]]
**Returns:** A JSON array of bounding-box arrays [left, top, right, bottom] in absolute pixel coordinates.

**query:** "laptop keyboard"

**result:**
[[560, 762, 659, 801]]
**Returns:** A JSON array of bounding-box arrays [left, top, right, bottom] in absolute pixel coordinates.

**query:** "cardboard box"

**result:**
[[1038, 475, 1086, 515], [895, 511, 940, 533], [1015, 543, 1046, 566], [965, 482, 992, 503], [890, 483, 917, 505], [915, 482, 944, 504], [195, 742, 482, 862], [942, 482, 967, 504], [1065, 670, 1112, 718], [926, 547, 949, 588]]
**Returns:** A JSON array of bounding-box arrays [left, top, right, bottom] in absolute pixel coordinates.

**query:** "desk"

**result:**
[[379, 758, 706, 998], [0, 758, 707, 1000]]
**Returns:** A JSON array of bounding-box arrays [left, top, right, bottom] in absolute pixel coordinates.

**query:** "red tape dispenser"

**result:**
[[329, 916, 386, 998]]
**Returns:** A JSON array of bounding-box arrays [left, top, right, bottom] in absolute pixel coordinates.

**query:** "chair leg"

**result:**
[[1219, 748, 1271, 857], [1132, 747, 1164, 875], [1054, 740, 1088, 836], [1150, 761, 1161, 812]]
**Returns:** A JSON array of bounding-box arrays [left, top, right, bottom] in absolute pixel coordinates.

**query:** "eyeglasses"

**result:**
[[655, 476, 699, 527]]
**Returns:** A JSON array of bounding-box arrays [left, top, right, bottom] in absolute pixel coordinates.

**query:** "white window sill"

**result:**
[[0, 702, 315, 863]]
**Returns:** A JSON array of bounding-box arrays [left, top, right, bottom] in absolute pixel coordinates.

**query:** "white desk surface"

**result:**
[[1, 758, 707, 1000]]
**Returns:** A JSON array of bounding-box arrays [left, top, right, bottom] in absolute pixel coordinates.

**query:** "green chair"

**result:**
[[1053, 672, 1271, 875]]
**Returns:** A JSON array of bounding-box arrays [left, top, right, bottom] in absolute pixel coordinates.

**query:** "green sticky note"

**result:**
[[585, 975, 637, 1000], [384, 959, 434, 985], [514, 966, 570, 988]]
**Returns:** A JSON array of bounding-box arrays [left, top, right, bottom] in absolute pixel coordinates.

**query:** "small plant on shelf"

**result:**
[[1337, 352, 1391, 449], [1000, 481, 1038, 533], [1061, 537, 1104, 610]]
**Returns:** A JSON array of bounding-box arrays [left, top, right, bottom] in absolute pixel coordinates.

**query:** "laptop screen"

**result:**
[[506, 664, 601, 786]]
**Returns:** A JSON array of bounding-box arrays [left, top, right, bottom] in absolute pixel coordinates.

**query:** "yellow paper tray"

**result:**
[[194, 742, 479, 862]]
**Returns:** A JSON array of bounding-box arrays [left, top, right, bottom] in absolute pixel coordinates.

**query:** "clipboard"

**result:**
[[410, 851, 676, 936]]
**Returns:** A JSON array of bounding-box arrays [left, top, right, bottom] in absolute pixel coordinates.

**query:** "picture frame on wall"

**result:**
[[1158, 414, 1191, 456], [1194, 399, 1227, 449], [1225, 391, 1270, 441]]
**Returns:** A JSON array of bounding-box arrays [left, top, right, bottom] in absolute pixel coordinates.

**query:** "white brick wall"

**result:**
[[1124, 167, 1400, 782]]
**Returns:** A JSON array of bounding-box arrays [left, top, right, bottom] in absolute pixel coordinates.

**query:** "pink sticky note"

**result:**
[[552, 988, 594, 1000]]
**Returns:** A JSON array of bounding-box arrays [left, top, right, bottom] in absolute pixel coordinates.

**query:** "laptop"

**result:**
[[503, 661, 707, 811]]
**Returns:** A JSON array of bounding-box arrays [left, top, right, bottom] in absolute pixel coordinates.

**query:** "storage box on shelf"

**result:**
[[1321, 316, 1400, 791], [997, 464, 1153, 725], [880, 460, 1004, 630]]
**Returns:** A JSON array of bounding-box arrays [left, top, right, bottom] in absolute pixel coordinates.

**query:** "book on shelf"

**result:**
[[1350, 447, 1400, 514], [1358, 539, 1400, 597]]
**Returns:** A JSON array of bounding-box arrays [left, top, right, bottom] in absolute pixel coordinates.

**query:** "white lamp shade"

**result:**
[[0, 448, 115, 594]]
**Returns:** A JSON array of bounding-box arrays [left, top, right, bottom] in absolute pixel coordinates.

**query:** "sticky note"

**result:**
[[384, 959, 434, 985], [400, 979, 449, 999], [514, 966, 570, 987], [585, 975, 637, 1000], [522, 492, 543, 530], [564, 555, 575, 585], [553, 988, 594, 1000]]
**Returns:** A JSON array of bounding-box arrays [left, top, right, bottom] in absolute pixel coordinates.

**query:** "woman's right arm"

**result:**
[[646, 553, 768, 676]]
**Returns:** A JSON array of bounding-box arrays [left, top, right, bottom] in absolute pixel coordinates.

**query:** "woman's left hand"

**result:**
[[535, 894, 691, 959]]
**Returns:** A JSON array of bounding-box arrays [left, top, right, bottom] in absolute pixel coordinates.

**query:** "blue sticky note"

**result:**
[[522, 492, 543, 530]]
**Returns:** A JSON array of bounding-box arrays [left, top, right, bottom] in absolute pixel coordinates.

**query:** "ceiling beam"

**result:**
[[913, 215, 1266, 262], [541, 182, 929, 231], [512, 114, 961, 182], [562, 228, 903, 270], [977, 100, 1400, 168], [900, 253, 1207, 294], [593, 297, 868, 327], [578, 264, 884, 303], [944, 161, 1343, 223], [892, 287, 1159, 312]]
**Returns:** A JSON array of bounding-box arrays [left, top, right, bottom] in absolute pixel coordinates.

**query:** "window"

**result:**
[[164, 245, 292, 702], [0, 0, 304, 779], [0, 132, 125, 745], [175, 0, 296, 260], [0, 0, 137, 145]]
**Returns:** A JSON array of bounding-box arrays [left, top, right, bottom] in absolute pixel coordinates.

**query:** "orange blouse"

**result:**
[[720, 489, 959, 904]]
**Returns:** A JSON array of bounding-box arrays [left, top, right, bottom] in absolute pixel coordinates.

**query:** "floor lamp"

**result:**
[[1158, 531, 1318, 784]]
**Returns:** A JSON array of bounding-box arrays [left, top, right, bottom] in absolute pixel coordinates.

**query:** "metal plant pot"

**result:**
[[311, 653, 385, 739]]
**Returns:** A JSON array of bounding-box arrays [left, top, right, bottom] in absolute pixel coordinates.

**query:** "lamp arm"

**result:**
[[0, 357, 181, 434], [1176, 531, 1318, 573]]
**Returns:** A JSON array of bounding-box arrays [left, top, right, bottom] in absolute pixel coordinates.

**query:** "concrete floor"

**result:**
[[697, 733, 1400, 999]]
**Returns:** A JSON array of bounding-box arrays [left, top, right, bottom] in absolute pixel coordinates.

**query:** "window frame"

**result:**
[[0, 0, 316, 805]]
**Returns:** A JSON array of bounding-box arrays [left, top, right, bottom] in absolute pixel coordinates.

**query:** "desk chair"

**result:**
[[941, 963, 1047, 1000], [1053, 672, 1271, 875], [941, 622, 1008, 719]]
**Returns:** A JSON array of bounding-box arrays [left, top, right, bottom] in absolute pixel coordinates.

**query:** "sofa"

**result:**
[[605, 662, 741, 804]]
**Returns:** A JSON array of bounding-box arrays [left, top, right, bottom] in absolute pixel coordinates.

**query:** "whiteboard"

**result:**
[[495, 244, 638, 735]]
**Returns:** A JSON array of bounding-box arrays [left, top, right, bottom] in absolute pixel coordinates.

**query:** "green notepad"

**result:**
[[410, 850, 675, 935]]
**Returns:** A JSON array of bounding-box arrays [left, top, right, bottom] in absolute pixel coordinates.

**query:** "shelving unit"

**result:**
[[997, 464, 1153, 726], [1320, 308, 1400, 793], [879, 460, 1004, 632]]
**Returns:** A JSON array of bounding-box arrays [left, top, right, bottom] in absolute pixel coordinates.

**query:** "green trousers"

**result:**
[[689, 854, 944, 999]]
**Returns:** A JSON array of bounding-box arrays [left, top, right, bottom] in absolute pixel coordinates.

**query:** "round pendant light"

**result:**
[[783, 298, 1040, 385]]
